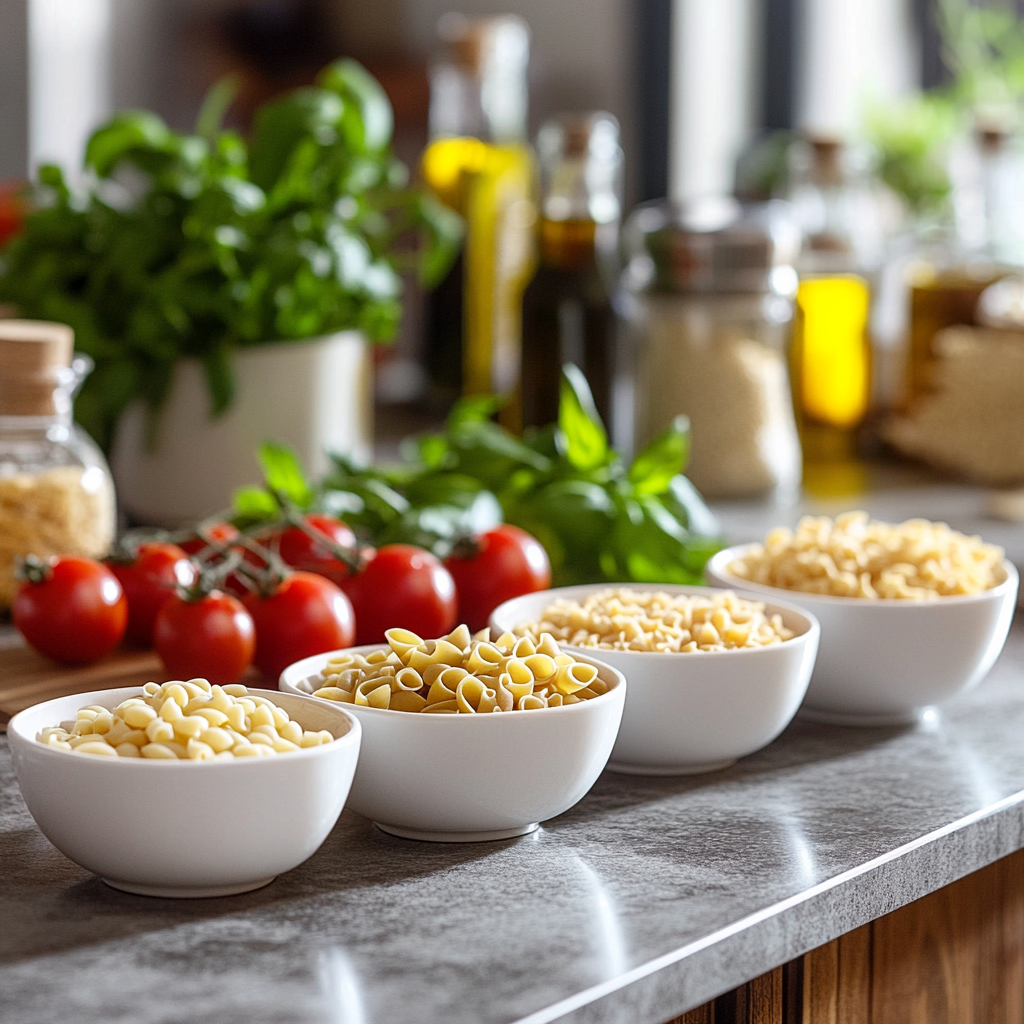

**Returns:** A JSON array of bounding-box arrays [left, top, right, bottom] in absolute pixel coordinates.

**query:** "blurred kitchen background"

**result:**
[[2, 0, 1024, 520]]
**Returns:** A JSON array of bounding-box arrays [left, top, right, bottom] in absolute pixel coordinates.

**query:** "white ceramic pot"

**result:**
[[280, 645, 626, 842], [111, 331, 373, 526], [706, 546, 1020, 725], [8, 688, 361, 898], [490, 584, 820, 775]]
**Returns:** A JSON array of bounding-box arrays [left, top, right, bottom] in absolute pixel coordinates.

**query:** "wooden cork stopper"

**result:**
[[0, 319, 75, 416]]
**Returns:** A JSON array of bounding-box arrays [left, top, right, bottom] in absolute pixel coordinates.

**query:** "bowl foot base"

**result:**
[[375, 822, 539, 843], [606, 758, 737, 776], [798, 705, 933, 727], [103, 876, 277, 899]]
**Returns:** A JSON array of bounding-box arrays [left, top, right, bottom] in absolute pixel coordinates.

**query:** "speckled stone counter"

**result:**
[[1, 610, 1022, 1024]]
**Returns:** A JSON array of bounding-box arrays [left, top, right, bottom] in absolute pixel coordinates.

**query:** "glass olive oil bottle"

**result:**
[[520, 113, 623, 432], [420, 15, 535, 414], [788, 137, 881, 486]]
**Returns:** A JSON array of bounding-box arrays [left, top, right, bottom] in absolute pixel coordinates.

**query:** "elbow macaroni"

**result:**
[[513, 588, 793, 653], [311, 625, 608, 713], [728, 511, 1006, 599], [37, 681, 335, 759]]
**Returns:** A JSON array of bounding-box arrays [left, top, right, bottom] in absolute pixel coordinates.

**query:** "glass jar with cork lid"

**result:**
[[0, 320, 116, 608]]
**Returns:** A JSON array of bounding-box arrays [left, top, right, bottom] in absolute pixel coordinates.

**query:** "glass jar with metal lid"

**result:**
[[0, 320, 116, 607], [620, 198, 801, 500]]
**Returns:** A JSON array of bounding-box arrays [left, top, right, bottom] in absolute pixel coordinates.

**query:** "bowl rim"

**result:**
[[8, 685, 361, 767], [488, 582, 821, 659], [706, 543, 1020, 607], [279, 644, 626, 721]]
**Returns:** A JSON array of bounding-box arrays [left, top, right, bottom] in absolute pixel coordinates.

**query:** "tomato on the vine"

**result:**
[[154, 591, 255, 685], [107, 542, 196, 646], [276, 514, 357, 585], [178, 521, 240, 557], [444, 525, 552, 631], [244, 571, 355, 679], [13, 555, 127, 664], [342, 544, 457, 645]]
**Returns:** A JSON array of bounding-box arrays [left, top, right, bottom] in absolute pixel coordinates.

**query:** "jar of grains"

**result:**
[[621, 198, 802, 500], [0, 321, 116, 607]]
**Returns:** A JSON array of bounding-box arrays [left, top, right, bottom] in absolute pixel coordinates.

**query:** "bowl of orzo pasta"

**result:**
[[490, 584, 819, 775], [705, 512, 1019, 725]]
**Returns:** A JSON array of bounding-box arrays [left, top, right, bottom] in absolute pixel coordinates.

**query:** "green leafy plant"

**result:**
[[0, 60, 461, 450], [236, 366, 723, 587]]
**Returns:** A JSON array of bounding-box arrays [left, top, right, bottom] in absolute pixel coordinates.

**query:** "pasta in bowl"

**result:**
[[490, 585, 820, 775], [706, 515, 1019, 725], [279, 627, 625, 842]]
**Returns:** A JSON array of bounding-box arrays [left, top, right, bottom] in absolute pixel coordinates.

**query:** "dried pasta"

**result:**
[[311, 625, 608, 713], [728, 511, 1006, 599], [513, 588, 793, 653], [37, 681, 335, 759]]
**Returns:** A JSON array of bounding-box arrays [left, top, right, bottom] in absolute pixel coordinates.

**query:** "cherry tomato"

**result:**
[[107, 542, 196, 647], [244, 571, 355, 680], [13, 555, 127, 664], [276, 514, 357, 585], [444, 525, 552, 631], [154, 591, 255, 685], [341, 544, 457, 645], [178, 521, 240, 557]]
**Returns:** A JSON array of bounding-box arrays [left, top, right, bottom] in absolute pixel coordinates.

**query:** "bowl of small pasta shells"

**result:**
[[7, 681, 361, 897], [706, 512, 1019, 725], [279, 624, 626, 842], [490, 584, 820, 775]]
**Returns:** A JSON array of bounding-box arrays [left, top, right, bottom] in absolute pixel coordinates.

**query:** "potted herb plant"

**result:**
[[0, 61, 460, 525]]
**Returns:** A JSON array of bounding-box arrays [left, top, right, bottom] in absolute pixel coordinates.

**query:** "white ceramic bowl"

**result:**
[[706, 545, 1020, 725], [280, 646, 625, 842], [490, 584, 820, 775], [8, 688, 361, 898]]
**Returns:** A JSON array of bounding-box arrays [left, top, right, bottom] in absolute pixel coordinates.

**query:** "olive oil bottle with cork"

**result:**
[[420, 15, 535, 417]]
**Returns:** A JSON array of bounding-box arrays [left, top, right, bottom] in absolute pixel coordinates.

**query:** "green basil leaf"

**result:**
[[318, 59, 394, 152], [664, 475, 721, 537], [232, 486, 278, 522], [202, 341, 235, 417], [257, 441, 312, 507], [85, 111, 174, 177], [558, 364, 608, 470], [447, 394, 505, 430], [628, 415, 690, 495], [195, 77, 238, 143]]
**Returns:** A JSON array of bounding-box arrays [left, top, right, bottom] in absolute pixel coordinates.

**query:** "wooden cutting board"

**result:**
[[0, 633, 265, 730]]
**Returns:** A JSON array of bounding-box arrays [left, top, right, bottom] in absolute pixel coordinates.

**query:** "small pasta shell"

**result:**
[[389, 690, 428, 713]]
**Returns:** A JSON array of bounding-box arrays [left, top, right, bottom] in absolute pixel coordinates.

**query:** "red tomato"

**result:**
[[178, 521, 240, 557], [243, 571, 355, 680], [341, 544, 457, 645], [154, 591, 255, 685], [444, 525, 552, 632], [0, 184, 25, 247], [107, 542, 196, 647], [276, 514, 357, 585], [13, 555, 127, 664]]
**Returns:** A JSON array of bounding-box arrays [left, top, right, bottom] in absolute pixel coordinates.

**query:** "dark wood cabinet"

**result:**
[[667, 848, 1024, 1024]]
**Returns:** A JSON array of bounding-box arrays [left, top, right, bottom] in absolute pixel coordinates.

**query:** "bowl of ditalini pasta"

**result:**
[[279, 624, 626, 842], [705, 512, 1019, 725], [8, 682, 361, 897], [490, 584, 819, 775]]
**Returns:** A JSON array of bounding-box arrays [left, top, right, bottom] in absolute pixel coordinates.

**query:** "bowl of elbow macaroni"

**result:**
[[7, 682, 361, 897], [705, 512, 1019, 724], [489, 585, 820, 775], [279, 624, 626, 841]]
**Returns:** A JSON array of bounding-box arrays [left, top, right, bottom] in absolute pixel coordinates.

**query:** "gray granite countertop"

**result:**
[[1, 611, 1023, 1024]]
